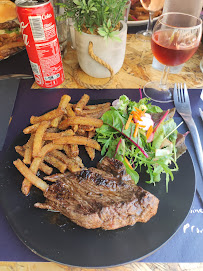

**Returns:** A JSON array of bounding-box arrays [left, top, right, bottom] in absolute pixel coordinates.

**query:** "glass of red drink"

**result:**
[[143, 12, 202, 102]]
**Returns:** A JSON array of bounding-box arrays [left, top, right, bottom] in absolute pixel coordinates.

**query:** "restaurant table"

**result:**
[[0, 25, 203, 271]]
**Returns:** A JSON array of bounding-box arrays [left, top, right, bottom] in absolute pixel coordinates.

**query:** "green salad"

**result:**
[[96, 95, 184, 191]]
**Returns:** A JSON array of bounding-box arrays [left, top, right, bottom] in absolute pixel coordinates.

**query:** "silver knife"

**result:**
[[0, 74, 33, 80], [199, 108, 203, 122]]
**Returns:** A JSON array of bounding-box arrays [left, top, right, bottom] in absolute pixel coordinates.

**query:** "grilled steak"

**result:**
[[35, 157, 159, 230]]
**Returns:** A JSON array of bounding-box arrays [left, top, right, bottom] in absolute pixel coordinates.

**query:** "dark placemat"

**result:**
[[0, 79, 21, 151], [0, 84, 202, 263]]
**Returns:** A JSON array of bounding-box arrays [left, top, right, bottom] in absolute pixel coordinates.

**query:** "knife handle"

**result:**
[[184, 118, 203, 177], [184, 118, 203, 204]]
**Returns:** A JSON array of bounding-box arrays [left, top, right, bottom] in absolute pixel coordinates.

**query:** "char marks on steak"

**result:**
[[35, 157, 159, 230]]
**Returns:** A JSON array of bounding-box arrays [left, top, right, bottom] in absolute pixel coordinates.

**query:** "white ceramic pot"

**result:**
[[75, 21, 127, 78]]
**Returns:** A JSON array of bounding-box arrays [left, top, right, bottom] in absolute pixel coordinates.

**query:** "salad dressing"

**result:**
[[136, 113, 154, 131]]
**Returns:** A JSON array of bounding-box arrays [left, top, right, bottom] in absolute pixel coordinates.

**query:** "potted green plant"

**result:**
[[57, 0, 128, 79]]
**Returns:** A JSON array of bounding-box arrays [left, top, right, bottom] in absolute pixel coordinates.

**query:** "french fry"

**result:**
[[23, 134, 34, 164], [75, 127, 87, 136], [50, 149, 71, 163], [70, 144, 79, 157], [13, 159, 49, 193], [84, 102, 111, 110], [53, 136, 101, 151], [32, 121, 50, 157], [15, 145, 25, 157], [83, 109, 108, 119], [85, 146, 95, 161], [85, 131, 96, 161], [44, 155, 67, 173], [39, 162, 53, 176], [58, 94, 71, 109], [63, 144, 73, 158], [72, 156, 84, 169], [76, 103, 110, 116], [64, 158, 82, 172], [77, 107, 107, 115], [66, 104, 76, 117], [23, 123, 39, 134], [48, 150, 82, 172], [43, 129, 74, 140], [34, 203, 53, 209], [59, 116, 103, 130], [51, 116, 63, 128], [63, 144, 79, 158], [15, 146, 53, 176], [30, 108, 65, 124], [78, 125, 94, 131], [38, 143, 64, 158], [88, 130, 95, 138], [51, 95, 71, 127], [46, 127, 58, 133], [66, 104, 78, 132], [21, 157, 42, 195], [74, 94, 90, 114]]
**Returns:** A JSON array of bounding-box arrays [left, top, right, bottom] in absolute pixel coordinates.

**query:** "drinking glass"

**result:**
[[136, 0, 165, 41], [143, 12, 202, 103], [51, 0, 68, 57]]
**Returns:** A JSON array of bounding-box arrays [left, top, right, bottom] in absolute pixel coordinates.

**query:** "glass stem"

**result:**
[[159, 65, 170, 90], [146, 11, 154, 33]]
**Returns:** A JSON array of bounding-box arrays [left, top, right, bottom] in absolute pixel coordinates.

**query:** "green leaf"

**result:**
[[152, 130, 164, 149], [107, 19, 111, 28], [73, 0, 81, 5], [116, 155, 139, 184], [106, 137, 121, 158], [163, 119, 178, 143], [124, 163, 139, 184]]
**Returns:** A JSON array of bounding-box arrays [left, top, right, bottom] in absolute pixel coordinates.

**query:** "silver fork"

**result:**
[[174, 83, 203, 200]]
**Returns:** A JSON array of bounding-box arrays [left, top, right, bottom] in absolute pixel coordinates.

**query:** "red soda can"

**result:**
[[16, 0, 65, 88]]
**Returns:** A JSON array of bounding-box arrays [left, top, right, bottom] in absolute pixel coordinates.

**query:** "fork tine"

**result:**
[[180, 83, 186, 103], [183, 83, 190, 103], [177, 83, 181, 102], [181, 83, 186, 103], [174, 83, 177, 101], [177, 83, 180, 102], [173, 83, 179, 105]]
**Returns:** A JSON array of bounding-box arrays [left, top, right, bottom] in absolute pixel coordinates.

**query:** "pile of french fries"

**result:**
[[129, 1, 162, 21], [14, 94, 110, 196]]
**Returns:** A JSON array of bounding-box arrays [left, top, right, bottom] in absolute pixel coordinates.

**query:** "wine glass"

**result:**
[[143, 12, 202, 103], [136, 0, 165, 41]]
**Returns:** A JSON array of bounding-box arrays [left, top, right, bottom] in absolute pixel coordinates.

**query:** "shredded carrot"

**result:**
[[133, 123, 140, 138], [125, 114, 133, 130], [134, 107, 146, 117], [139, 124, 146, 128], [134, 107, 143, 114], [132, 111, 142, 121], [146, 125, 153, 139], [124, 157, 133, 169]]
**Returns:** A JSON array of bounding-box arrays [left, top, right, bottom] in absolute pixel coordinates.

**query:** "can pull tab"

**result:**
[[15, 0, 38, 5]]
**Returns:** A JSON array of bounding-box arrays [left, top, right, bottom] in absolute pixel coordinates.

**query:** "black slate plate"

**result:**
[[0, 118, 195, 268]]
